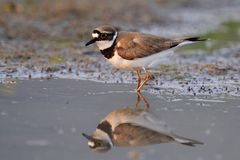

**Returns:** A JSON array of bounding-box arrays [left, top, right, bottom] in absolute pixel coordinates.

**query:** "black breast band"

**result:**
[[100, 40, 116, 59], [97, 120, 113, 138]]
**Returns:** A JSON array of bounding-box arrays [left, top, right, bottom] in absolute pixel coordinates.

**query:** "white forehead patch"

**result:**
[[88, 141, 95, 147], [92, 33, 99, 38]]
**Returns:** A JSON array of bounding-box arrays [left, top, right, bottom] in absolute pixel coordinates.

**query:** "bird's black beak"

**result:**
[[82, 133, 91, 140], [85, 38, 96, 46]]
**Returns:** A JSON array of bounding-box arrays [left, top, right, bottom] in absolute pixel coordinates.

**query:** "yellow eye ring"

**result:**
[[101, 33, 107, 39]]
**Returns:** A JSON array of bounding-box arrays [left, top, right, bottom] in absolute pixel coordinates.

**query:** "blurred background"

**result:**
[[0, 0, 240, 94], [1, 1, 240, 160]]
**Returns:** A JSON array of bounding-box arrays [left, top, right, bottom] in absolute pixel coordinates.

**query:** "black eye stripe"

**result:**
[[101, 33, 107, 38], [101, 33, 114, 36], [93, 30, 115, 41], [93, 30, 101, 34], [107, 33, 114, 37], [99, 33, 114, 40]]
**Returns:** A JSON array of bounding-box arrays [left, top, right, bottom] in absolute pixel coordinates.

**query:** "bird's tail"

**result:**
[[176, 37, 207, 47], [183, 37, 207, 42], [172, 134, 204, 147]]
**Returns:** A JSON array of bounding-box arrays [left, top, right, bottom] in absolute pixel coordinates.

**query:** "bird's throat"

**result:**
[[100, 40, 116, 59]]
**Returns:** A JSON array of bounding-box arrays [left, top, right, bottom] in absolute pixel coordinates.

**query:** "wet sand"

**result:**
[[0, 79, 240, 160]]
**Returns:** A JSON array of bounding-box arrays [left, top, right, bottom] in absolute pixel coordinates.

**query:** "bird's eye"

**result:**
[[97, 142, 101, 146], [100, 33, 107, 39]]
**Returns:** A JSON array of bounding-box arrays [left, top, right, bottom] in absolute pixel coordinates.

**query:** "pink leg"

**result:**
[[137, 68, 152, 92]]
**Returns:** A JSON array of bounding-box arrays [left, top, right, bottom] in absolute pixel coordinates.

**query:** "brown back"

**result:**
[[115, 32, 183, 60]]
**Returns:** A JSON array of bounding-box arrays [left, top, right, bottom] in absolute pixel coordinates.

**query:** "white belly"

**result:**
[[107, 50, 174, 70]]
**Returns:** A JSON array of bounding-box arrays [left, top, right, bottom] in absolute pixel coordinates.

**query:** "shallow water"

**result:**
[[1, 2, 240, 97], [0, 79, 240, 160]]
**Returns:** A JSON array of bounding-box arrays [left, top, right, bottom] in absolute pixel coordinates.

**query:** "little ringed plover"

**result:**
[[85, 25, 206, 91]]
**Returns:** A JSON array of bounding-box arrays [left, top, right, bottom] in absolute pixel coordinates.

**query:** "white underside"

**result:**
[[107, 48, 175, 70], [107, 41, 193, 70]]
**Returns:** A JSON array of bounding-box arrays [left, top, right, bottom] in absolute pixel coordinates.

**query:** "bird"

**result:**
[[82, 107, 203, 152], [85, 25, 206, 91]]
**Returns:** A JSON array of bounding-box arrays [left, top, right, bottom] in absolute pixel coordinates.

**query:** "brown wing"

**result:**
[[116, 32, 182, 60], [112, 123, 174, 147]]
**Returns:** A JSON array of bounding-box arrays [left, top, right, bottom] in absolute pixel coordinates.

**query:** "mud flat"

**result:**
[[0, 79, 240, 160]]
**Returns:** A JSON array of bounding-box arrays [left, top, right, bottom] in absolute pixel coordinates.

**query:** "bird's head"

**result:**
[[85, 25, 117, 50], [82, 131, 113, 152]]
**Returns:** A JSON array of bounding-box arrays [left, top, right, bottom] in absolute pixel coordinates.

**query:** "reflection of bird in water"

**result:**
[[82, 93, 203, 152]]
